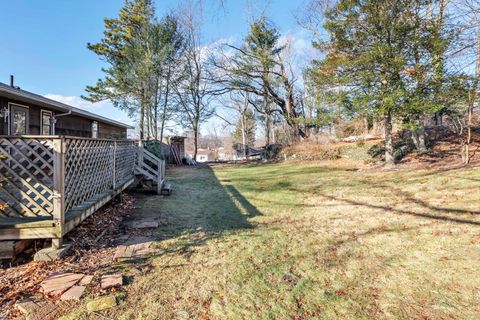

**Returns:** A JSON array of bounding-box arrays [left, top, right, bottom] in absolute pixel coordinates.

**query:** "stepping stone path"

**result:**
[[101, 274, 123, 290], [114, 236, 154, 261], [15, 299, 44, 316], [130, 218, 159, 229], [40, 273, 85, 296], [61, 285, 86, 301], [79, 275, 94, 286]]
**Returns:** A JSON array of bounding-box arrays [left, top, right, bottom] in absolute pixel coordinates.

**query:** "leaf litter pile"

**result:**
[[0, 193, 135, 319]]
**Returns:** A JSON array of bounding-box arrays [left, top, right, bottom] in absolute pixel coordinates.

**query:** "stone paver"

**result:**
[[79, 275, 94, 286], [130, 218, 159, 229], [60, 286, 86, 301], [86, 296, 117, 312], [15, 299, 43, 316], [114, 236, 153, 261], [40, 273, 84, 296], [101, 274, 123, 290]]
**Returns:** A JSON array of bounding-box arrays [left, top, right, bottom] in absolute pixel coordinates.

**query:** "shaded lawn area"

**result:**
[[63, 162, 480, 320]]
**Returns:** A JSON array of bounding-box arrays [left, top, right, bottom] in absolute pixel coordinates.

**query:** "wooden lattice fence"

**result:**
[[0, 136, 138, 218], [0, 137, 55, 218]]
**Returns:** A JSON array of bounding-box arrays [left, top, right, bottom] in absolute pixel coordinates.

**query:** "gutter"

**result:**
[[52, 110, 72, 135]]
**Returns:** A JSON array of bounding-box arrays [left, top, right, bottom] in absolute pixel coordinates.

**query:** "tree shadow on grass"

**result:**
[[316, 192, 480, 226], [129, 165, 263, 257]]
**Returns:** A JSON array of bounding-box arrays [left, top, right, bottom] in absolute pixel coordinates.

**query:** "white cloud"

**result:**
[[44, 93, 110, 111]]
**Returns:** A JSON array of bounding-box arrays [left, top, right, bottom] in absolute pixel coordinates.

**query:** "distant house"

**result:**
[[0, 79, 132, 138], [217, 147, 227, 160], [195, 148, 216, 162]]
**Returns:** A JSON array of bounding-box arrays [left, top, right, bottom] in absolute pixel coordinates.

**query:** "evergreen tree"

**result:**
[[83, 0, 155, 139], [214, 17, 307, 143], [307, 0, 424, 165]]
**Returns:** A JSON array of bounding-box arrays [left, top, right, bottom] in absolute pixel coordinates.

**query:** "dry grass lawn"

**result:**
[[62, 161, 480, 320]]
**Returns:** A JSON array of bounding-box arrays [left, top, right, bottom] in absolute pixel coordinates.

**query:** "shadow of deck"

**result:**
[[128, 165, 262, 255]]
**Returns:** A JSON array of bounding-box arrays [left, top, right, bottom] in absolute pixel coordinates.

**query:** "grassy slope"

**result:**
[[63, 162, 480, 320]]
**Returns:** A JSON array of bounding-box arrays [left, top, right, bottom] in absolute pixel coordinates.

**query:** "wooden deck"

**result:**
[[0, 136, 164, 245]]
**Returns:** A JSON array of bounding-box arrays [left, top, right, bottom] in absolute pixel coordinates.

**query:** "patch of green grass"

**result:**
[[64, 162, 480, 319]]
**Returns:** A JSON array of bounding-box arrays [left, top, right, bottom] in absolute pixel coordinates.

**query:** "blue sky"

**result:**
[[0, 0, 312, 132]]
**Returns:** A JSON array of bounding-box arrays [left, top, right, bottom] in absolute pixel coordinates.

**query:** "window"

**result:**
[[41, 110, 53, 135], [92, 121, 98, 138], [9, 104, 29, 135]]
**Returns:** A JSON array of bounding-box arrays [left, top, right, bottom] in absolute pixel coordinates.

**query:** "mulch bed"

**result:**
[[0, 193, 135, 319]]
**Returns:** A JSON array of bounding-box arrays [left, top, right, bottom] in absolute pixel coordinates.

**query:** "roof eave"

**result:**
[[0, 83, 134, 129]]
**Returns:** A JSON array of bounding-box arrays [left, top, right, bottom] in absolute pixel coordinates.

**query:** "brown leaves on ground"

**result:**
[[0, 193, 134, 319]]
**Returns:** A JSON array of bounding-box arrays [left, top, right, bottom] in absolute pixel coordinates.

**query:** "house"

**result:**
[[0, 78, 132, 138], [195, 148, 216, 163]]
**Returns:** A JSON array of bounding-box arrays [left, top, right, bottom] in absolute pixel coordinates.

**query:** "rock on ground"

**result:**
[[86, 296, 117, 312]]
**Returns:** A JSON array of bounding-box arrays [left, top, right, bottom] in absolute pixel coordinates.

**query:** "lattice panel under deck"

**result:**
[[64, 139, 115, 212], [0, 138, 54, 217]]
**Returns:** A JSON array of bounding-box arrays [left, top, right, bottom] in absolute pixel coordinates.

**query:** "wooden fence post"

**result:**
[[112, 141, 117, 190], [156, 159, 163, 195], [138, 140, 144, 166], [52, 137, 65, 249]]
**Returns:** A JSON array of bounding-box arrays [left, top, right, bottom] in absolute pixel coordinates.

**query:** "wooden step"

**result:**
[[160, 183, 173, 196]]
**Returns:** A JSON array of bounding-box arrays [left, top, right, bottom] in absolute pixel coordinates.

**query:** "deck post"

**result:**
[[112, 141, 117, 190], [156, 159, 163, 195], [52, 137, 65, 248], [138, 140, 144, 166]]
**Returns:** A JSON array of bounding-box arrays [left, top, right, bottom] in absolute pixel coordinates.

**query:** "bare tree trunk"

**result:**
[[159, 75, 170, 145], [265, 114, 271, 146], [384, 110, 394, 166], [154, 78, 159, 140], [465, 91, 474, 164], [411, 120, 427, 154], [140, 94, 145, 140], [241, 111, 247, 158], [465, 33, 480, 164], [193, 119, 199, 160], [159, 111, 166, 144], [432, 0, 447, 126], [264, 94, 271, 145]]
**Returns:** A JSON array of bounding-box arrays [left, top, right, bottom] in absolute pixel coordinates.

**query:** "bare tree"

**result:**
[[174, 4, 215, 159]]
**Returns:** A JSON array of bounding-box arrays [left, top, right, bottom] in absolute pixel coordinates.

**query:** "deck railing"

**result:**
[[136, 145, 166, 194], [0, 136, 152, 243], [63, 138, 137, 212]]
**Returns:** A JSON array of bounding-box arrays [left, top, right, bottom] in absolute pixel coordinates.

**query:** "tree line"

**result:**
[[85, 0, 480, 165]]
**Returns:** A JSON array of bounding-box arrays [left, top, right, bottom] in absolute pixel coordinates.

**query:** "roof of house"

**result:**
[[0, 82, 133, 129]]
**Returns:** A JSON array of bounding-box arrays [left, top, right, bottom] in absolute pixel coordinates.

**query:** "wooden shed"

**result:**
[[168, 136, 186, 165]]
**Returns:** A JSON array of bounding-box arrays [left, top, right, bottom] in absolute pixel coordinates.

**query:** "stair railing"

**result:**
[[135, 142, 165, 194]]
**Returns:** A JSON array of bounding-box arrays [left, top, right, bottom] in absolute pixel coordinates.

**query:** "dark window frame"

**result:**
[[40, 109, 53, 135], [8, 103, 29, 136]]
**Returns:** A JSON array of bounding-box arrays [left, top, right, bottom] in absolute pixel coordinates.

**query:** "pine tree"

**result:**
[[83, 0, 155, 139], [307, 0, 422, 166]]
